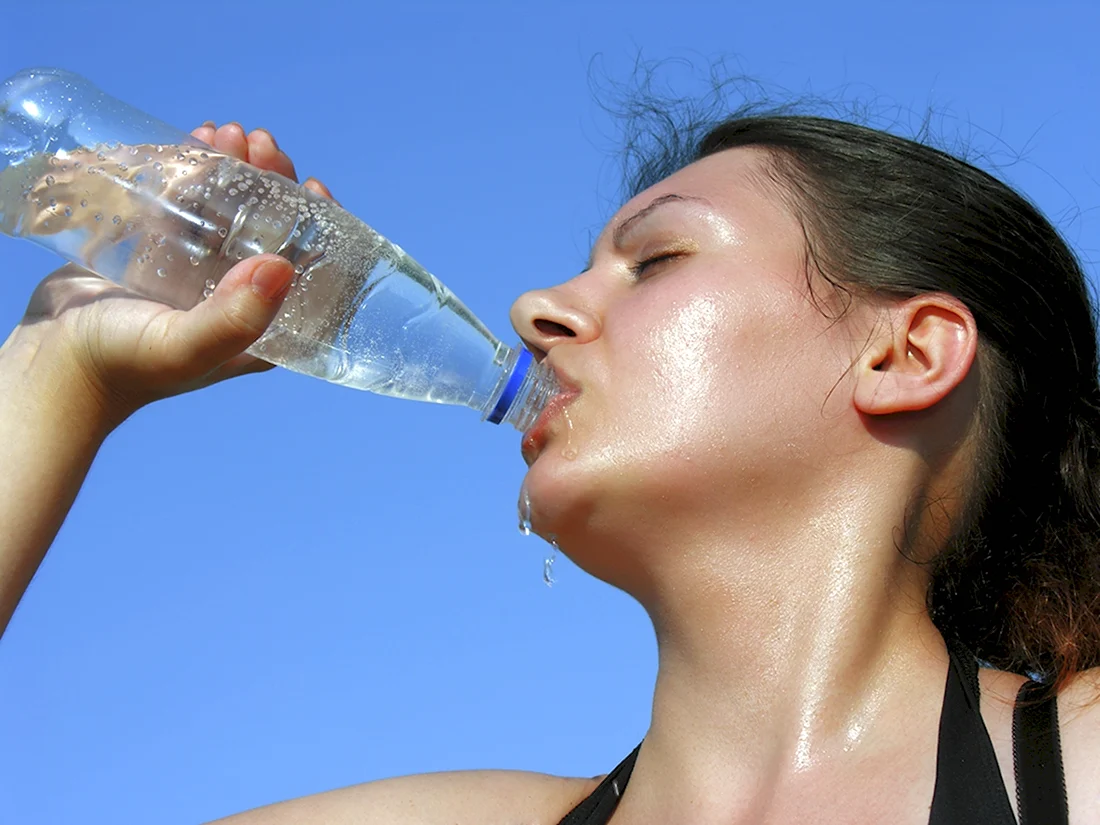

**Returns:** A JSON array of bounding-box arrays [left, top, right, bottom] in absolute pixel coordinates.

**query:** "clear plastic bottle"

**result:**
[[0, 67, 557, 430]]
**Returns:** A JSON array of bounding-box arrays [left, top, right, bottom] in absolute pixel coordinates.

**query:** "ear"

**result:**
[[853, 294, 978, 416]]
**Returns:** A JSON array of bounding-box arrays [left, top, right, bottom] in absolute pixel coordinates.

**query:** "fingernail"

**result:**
[[251, 260, 292, 301], [202, 120, 216, 128]]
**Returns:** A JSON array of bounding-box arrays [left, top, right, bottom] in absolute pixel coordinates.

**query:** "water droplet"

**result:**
[[96, 151, 106, 161], [204, 278, 216, 290], [153, 161, 163, 171], [94, 213, 103, 222], [129, 146, 139, 156], [518, 484, 532, 536], [144, 154, 153, 162], [202, 287, 214, 299], [63, 206, 72, 216], [79, 198, 88, 208], [153, 234, 166, 246], [543, 542, 558, 588], [229, 188, 238, 195], [47, 197, 56, 207], [189, 255, 201, 266], [125, 221, 135, 232], [166, 254, 173, 261], [156, 267, 168, 278], [188, 158, 198, 165], [294, 264, 304, 275], [44, 174, 55, 186], [117, 162, 128, 171], [200, 152, 209, 159], [112, 215, 121, 225], [561, 408, 577, 460], [217, 227, 228, 238], [155, 145, 163, 153]]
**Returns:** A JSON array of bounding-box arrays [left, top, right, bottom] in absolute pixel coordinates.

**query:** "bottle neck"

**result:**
[[483, 347, 559, 432]]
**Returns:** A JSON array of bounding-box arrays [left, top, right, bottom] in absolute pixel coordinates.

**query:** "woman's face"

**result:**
[[511, 148, 869, 562]]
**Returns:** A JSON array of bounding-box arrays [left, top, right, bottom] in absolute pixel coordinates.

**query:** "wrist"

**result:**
[[0, 323, 125, 446]]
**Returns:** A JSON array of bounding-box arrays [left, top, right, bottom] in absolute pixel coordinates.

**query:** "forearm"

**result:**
[[0, 325, 113, 637]]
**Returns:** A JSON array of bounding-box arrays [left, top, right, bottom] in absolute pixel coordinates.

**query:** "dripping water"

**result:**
[[518, 482, 532, 536], [518, 481, 557, 587], [543, 537, 558, 588], [560, 408, 577, 460]]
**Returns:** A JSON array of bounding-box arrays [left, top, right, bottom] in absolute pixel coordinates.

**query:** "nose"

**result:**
[[510, 286, 601, 359]]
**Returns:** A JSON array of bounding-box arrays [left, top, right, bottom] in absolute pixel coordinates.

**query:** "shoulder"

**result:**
[[1059, 668, 1100, 825], [205, 769, 601, 825]]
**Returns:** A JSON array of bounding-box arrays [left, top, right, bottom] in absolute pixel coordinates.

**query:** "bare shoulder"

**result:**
[[205, 769, 600, 825], [1059, 667, 1100, 824]]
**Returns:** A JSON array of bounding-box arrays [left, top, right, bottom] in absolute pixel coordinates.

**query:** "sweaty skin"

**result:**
[[2, 124, 1098, 825]]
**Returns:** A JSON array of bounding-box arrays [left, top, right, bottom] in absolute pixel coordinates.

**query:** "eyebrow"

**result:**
[[584, 193, 712, 270], [613, 193, 711, 247]]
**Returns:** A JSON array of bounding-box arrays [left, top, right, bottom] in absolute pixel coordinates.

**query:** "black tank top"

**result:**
[[556, 643, 1068, 825]]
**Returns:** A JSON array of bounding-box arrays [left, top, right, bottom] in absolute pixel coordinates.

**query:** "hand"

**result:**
[[5, 123, 336, 433]]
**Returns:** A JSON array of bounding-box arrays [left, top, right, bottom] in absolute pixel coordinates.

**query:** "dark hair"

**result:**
[[620, 101, 1100, 688]]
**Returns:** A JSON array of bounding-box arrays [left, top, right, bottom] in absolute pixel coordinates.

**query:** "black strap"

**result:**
[[928, 640, 1017, 825], [555, 645, 1070, 825], [1013, 680, 1069, 825], [556, 744, 639, 825]]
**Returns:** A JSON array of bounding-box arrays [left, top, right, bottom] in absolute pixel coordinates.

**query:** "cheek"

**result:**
[[631, 291, 731, 452], [610, 282, 843, 468]]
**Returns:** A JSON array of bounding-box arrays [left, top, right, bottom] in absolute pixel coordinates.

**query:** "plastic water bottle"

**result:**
[[0, 67, 557, 430]]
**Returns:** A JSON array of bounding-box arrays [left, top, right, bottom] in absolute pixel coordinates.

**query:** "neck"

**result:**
[[612, 468, 951, 824]]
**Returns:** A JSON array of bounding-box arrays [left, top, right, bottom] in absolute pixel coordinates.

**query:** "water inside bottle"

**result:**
[[0, 143, 507, 407]]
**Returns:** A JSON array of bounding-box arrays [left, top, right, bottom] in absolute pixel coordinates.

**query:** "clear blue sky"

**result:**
[[1, 2, 1098, 822]]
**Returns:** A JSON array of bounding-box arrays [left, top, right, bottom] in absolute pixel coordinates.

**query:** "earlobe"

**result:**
[[853, 295, 978, 416]]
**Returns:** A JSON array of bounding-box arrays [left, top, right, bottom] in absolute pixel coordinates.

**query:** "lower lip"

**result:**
[[522, 391, 578, 457]]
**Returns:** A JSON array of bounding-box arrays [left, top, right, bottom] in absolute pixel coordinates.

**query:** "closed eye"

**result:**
[[629, 252, 684, 281]]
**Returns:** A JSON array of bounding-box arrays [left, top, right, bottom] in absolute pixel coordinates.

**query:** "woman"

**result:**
[[1, 114, 1097, 824]]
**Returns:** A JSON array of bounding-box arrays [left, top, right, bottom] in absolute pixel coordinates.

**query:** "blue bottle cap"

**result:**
[[487, 348, 533, 424]]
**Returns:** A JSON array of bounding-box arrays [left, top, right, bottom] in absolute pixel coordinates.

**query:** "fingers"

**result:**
[[190, 122, 332, 200], [212, 122, 250, 161], [200, 352, 278, 387], [151, 255, 294, 375], [191, 122, 299, 181], [190, 121, 217, 145], [247, 128, 298, 181], [303, 177, 339, 204]]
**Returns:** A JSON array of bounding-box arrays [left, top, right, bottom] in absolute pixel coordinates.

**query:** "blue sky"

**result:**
[[1, 1, 1098, 822]]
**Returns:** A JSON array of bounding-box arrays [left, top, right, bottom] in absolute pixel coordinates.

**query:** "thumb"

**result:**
[[155, 255, 295, 374]]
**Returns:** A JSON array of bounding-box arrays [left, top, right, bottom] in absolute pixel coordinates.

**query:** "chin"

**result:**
[[524, 443, 618, 536]]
